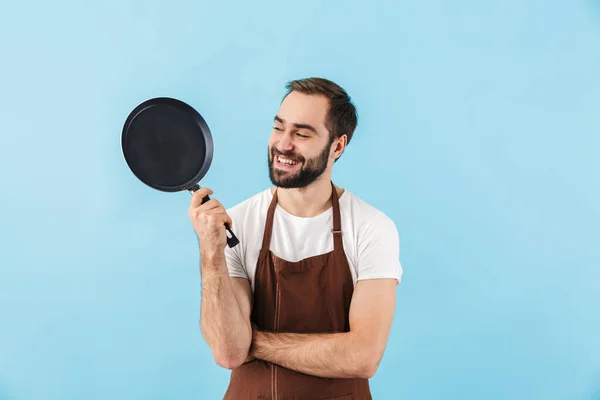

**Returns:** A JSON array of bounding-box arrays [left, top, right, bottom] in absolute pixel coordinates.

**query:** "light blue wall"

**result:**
[[1, 1, 599, 399]]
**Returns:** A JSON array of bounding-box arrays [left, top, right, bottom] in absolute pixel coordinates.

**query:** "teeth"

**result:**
[[278, 156, 298, 165]]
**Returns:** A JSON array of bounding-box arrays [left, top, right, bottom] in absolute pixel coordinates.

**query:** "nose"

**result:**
[[276, 131, 295, 152]]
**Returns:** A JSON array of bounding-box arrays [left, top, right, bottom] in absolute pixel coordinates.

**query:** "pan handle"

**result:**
[[188, 184, 240, 248]]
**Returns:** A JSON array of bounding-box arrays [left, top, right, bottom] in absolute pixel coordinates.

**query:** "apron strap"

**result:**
[[330, 182, 343, 251], [260, 181, 343, 252], [261, 188, 279, 251]]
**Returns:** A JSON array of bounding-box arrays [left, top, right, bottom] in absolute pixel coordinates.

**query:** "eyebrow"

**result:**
[[274, 115, 318, 134]]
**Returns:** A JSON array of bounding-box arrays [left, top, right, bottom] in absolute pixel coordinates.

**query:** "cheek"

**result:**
[[268, 134, 278, 148]]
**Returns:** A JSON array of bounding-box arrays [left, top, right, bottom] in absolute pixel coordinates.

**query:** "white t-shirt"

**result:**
[[224, 187, 403, 291]]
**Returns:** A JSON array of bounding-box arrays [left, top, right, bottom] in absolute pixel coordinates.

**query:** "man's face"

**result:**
[[268, 91, 335, 188]]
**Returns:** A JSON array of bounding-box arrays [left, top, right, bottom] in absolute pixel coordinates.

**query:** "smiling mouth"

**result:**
[[274, 155, 301, 169]]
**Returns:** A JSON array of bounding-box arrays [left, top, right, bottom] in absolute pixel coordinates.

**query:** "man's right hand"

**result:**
[[188, 187, 233, 255]]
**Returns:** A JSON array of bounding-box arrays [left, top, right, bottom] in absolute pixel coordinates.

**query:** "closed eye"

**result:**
[[272, 127, 309, 138]]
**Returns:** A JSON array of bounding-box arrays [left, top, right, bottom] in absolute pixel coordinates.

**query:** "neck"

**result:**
[[273, 174, 340, 217]]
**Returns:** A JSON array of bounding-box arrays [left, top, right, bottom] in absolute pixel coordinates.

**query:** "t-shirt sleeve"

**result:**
[[224, 243, 248, 279], [223, 208, 249, 280], [356, 212, 403, 284]]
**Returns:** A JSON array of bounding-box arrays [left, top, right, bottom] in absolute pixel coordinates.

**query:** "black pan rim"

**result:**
[[121, 96, 214, 192]]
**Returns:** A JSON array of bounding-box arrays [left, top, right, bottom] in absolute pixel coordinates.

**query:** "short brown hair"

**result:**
[[284, 77, 358, 149]]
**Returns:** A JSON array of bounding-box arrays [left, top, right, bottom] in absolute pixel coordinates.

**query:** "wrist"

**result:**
[[200, 249, 228, 277], [200, 245, 225, 264], [250, 330, 268, 358]]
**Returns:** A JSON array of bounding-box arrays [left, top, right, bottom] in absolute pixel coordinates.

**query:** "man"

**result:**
[[189, 77, 402, 399]]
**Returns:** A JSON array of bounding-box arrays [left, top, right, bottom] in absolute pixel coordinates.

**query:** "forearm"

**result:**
[[250, 330, 376, 379], [200, 251, 251, 368]]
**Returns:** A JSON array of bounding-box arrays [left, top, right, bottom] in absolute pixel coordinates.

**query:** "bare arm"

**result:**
[[200, 252, 252, 369], [189, 187, 253, 370], [249, 278, 397, 378]]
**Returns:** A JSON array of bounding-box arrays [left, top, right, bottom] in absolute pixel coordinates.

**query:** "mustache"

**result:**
[[271, 148, 304, 162]]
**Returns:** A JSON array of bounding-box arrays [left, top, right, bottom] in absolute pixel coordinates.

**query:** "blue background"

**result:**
[[1, 0, 599, 399]]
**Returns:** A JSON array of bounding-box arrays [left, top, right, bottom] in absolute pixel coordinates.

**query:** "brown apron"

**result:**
[[223, 181, 372, 400]]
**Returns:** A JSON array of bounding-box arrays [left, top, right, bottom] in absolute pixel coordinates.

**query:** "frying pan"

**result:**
[[121, 97, 239, 248]]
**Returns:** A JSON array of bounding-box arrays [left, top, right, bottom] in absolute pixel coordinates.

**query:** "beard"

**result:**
[[268, 140, 332, 189]]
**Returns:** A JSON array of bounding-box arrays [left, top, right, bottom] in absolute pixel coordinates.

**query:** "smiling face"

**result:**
[[268, 91, 343, 188]]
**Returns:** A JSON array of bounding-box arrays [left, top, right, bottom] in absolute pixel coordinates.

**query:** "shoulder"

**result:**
[[226, 187, 272, 215], [339, 188, 402, 283], [225, 187, 273, 232], [222, 188, 272, 261], [340, 190, 398, 234]]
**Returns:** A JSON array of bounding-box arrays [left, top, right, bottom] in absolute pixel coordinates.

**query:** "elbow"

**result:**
[[213, 345, 251, 370], [214, 353, 247, 370], [201, 323, 252, 370], [359, 360, 379, 379], [355, 349, 383, 379]]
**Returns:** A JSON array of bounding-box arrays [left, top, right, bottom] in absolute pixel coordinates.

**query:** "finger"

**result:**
[[203, 209, 233, 227], [189, 187, 214, 209], [190, 200, 226, 219], [196, 198, 223, 212], [190, 194, 221, 217], [189, 199, 224, 221]]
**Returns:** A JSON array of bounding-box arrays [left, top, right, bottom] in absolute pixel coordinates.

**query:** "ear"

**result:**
[[331, 134, 347, 160]]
